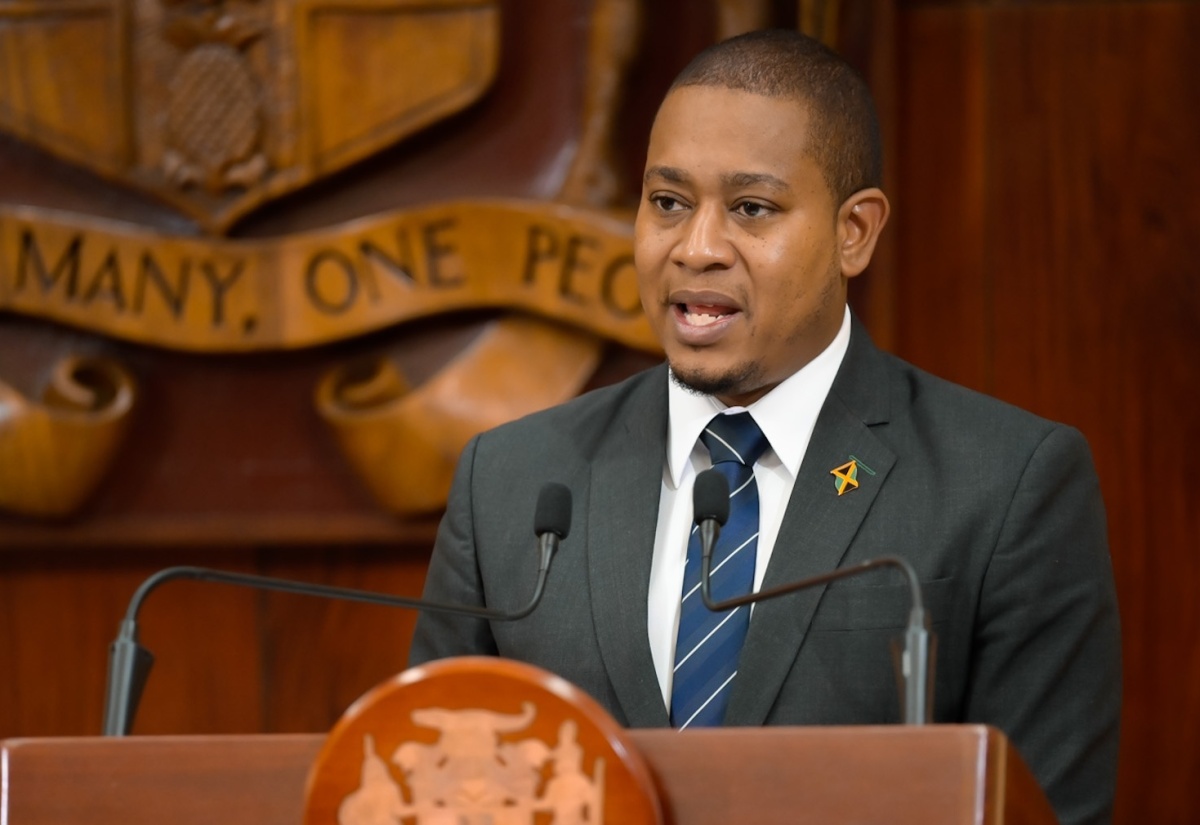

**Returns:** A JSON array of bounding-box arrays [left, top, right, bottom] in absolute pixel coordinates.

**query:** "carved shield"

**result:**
[[0, 0, 499, 234]]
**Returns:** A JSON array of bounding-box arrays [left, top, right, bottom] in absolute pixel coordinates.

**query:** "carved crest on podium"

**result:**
[[340, 707, 605, 824], [0, 0, 500, 234], [304, 658, 660, 825]]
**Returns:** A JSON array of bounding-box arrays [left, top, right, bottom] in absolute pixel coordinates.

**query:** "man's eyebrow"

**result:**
[[723, 171, 791, 192], [642, 166, 792, 193], [643, 165, 688, 185]]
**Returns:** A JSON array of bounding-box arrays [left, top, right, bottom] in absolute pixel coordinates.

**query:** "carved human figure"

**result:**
[[541, 720, 603, 825], [337, 734, 408, 825]]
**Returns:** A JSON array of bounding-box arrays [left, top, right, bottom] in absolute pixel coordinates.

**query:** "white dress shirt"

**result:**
[[646, 305, 852, 707]]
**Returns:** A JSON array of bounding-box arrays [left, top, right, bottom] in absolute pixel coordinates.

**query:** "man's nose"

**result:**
[[674, 204, 734, 271]]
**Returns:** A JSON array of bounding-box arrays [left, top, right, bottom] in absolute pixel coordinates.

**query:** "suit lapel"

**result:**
[[726, 321, 897, 725], [586, 367, 672, 727]]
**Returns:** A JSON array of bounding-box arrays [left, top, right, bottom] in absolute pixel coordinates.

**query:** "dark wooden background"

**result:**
[[1, 1, 1196, 823]]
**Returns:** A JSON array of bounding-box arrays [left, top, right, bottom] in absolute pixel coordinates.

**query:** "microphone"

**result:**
[[692, 467, 730, 551], [692, 468, 935, 725], [103, 482, 572, 737]]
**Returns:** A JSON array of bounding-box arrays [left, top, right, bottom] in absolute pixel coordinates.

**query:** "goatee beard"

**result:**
[[669, 362, 761, 400]]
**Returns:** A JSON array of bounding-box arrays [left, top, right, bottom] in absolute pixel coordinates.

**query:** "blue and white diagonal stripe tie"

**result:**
[[670, 411, 769, 728]]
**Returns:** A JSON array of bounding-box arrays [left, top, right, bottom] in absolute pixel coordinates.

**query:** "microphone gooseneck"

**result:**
[[102, 481, 573, 737], [691, 468, 936, 725]]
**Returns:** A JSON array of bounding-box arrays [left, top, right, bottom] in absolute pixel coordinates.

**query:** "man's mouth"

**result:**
[[679, 303, 737, 326]]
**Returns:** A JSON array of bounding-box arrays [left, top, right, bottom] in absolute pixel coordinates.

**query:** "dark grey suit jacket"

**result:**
[[410, 317, 1121, 825]]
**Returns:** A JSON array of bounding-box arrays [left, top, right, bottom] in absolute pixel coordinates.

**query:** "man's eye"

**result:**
[[651, 195, 684, 212], [735, 201, 771, 218]]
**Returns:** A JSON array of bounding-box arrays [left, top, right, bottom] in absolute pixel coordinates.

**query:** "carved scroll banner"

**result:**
[[0, 357, 135, 518], [0, 0, 500, 234], [0, 200, 654, 354], [304, 657, 662, 825], [0, 199, 655, 517], [317, 317, 604, 515]]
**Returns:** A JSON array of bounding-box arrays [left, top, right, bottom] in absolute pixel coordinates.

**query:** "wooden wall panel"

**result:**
[[257, 546, 430, 733], [894, 5, 991, 390], [0, 544, 437, 737], [985, 7, 1200, 822], [0, 549, 267, 737], [129, 553, 267, 735], [0, 556, 124, 737], [896, 3, 1200, 822]]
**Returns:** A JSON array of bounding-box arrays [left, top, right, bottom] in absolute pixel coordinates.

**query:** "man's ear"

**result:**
[[837, 188, 890, 278]]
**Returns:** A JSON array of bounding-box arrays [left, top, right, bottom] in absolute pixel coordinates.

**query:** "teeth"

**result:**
[[684, 311, 722, 326]]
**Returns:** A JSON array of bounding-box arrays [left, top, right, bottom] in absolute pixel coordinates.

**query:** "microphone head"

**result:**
[[534, 482, 572, 539], [693, 469, 730, 526]]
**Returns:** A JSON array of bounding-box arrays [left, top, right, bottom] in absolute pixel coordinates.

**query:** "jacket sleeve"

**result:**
[[408, 435, 500, 664], [964, 424, 1122, 825]]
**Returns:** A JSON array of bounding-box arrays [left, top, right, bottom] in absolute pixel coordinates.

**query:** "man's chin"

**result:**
[[669, 362, 760, 400]]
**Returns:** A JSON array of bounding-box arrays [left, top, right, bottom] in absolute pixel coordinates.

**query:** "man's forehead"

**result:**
[[658, 83, 814, 120], [643, 88, 816, 190], [648, 86, 814, 153]]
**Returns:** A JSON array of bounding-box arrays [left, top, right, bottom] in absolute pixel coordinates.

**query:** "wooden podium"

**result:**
[[0, 726, 1057, 825], [0, 660, 1060, 824]]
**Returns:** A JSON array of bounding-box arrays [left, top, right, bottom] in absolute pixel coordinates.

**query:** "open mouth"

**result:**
[[679, 303, 737, 326]]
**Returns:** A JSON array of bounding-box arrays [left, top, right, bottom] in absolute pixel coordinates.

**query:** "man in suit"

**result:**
[[410, 29, 1121, 825]]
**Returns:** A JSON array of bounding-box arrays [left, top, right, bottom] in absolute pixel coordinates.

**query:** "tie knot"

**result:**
[[700, 412, 769, 467]]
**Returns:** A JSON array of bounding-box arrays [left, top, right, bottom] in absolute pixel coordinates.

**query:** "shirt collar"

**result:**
[[666, 305, 852, 487]]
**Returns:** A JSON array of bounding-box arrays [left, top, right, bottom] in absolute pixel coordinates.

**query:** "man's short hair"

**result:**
[[669, 29, 882, 206]]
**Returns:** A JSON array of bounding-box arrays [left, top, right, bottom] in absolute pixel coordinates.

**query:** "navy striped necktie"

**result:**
[[671, 411, 769, 728]]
